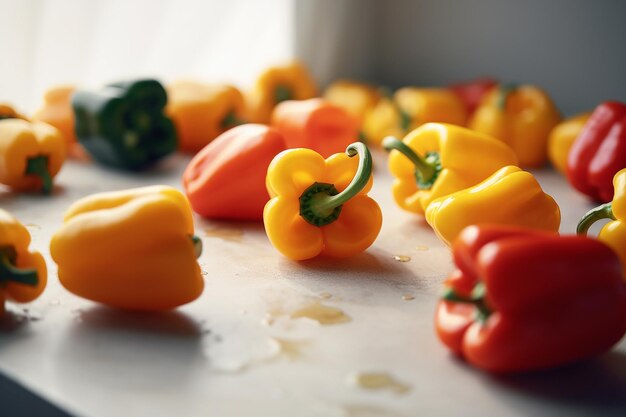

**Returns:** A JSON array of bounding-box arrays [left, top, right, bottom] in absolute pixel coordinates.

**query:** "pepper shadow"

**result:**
[[0, 310, 29, 333]]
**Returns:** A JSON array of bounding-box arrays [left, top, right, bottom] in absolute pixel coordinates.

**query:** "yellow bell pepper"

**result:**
[[0, 103, 27, 120], [0, 119, 66, 194], [323, 80, 381, 126], [264, 142, 382, 260], [469, 84, 561, 167], [383, 123, 518, 214], [425, 165, 561, 246], [167, 81, 246, 153], [0, 209, 47, 316], [547, 112, 591, 175], [363, 88, 467, 145], [50, 185, 204, 311], [577, 168, 626, 272], [247, 61, 318, 123]]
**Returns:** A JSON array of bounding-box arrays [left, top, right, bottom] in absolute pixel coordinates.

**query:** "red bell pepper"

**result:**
[[567, 101, 626, 202], [436, 224, 626, 373], [183, 124, 286, 220], [448, 77, 497, 115]]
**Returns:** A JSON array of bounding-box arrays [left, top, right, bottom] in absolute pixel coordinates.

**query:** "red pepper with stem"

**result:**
[[436, 225, 626, 373], [567, 101, 626, 202]]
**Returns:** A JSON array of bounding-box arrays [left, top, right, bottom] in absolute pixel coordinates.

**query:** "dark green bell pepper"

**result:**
[[72, 79, 177, 170]]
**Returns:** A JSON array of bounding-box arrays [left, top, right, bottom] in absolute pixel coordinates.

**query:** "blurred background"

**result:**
[[1, 0, 626, 114]]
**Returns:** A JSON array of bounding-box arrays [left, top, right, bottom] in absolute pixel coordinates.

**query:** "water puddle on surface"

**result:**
[[203, 227, 243, 242], [392, 255, 411, 262], [348, 372, 411, 394], [290, 301, 351, 325], [401, 294, 415, 301]]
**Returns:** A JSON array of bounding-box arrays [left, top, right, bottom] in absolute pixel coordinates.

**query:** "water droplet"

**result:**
[[290, 302, 351, 325], [402, 294, 415, 301], [319, 292, 332, 299], [201, 270, 208, 276], [415, 245, 429, 251], [393, 255, 411, 262], [348, 372, 411, 394]]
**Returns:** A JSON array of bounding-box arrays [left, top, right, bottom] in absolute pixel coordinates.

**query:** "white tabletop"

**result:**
[[1, 149, 625, 417]]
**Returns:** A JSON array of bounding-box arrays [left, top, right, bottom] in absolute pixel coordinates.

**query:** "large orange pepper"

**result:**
[[247, 61, 318, 123], [547, 112, 591, 175], [469, 84, 561, 167], [50, 186, 204, 311], [0, 119, 66, 194], [271, 98, 359, 158], [264, 142, 381, 260], [167, 81, 246, 153], [32, 86, 76, 146], [323, 80, 381, 126], [0, 209, 47, 316]]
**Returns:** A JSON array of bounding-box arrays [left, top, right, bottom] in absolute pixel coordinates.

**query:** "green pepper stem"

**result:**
[[275, 85, 292, 104], [577, 202, 615, 235], [496, 83, 518, 111], [191, 235, 203, 259], [221, 111, 246, 129], [25, 156, 53, 194], [0, 251, 38, 286], [312, 142, 372, 214], [442, 282, 492, 323], [382, 136, 442, 189]]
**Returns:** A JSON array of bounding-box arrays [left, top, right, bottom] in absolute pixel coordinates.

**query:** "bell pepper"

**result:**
[[167, 81, 246, 153], [577, 168, 626, 272], [50, 185, 204, 311], [567, 101, 626, 202], [247, 61, 318, 123], [468, 84, 561, 167], [264, 142, 381, 260], [383, 123, 518, 214], [0, 209, 47, 316], [0, 119, 66, 194], [323, 80, 381, 126], [72, 79, 177, 170], [271, 98, 359, 158], [436, 225, 626, 373], [183, 124, 286, 220], [547, 112, 591, 175], [448, 77, 497, 115], [0, 103, 27, 121], [425, 165, 561, 246], [363, 88, 467, 146]]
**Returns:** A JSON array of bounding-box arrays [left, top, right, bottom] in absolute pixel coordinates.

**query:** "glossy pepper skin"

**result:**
[[72, 79, 176, 170], [50, 186, 204, 311], [567, 101, 626, 202], [383, 123, 518, 214], [578, 169, 626, 272], [448, 77, 497, 115], [363, 88, 467, 146], [0, 209, 47, 316], [167, 81, 246, 153], [469, 84, 561, 167], [183, 124, 286, 220], [548, 112, 591, 175], [426, 165, 560, 246], [0, 119, 66, 194], [323, 80, 381, 126], [264, 142, 382, 260], [247, 61, 318, 123], [271, 98, 359, 158], [436, 225, 626, 373]]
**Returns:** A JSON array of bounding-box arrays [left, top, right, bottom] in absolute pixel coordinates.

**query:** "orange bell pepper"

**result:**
[[183, 124, 286, 220], [167, 81, 246, 153], [264, 142, 381, 260], [1, 209, 47, 316], [469, 84, 561, 167], [271, 98, 359, 158], [247, 61, 318, 123], [548, 112, 591, 175]]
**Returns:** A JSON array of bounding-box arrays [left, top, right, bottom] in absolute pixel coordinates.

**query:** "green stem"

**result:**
[[577, 202, 615, 235], [382, 136, 442, 189], [442, 282, 492, 323], [497, 83, 517, 111], [221, 111, 246, 129], [0, 248, 38, 287], [299, 142, 372, 227], [25, 155, 53, 194], [275, 85, 292, 104], [191, 235, 203, 259]]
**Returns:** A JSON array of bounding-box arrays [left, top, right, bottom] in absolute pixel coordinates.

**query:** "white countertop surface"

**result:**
[[1, 149, 625, 417]]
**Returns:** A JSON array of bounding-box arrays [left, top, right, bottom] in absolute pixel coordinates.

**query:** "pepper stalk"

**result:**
[[382, 136, 442, 189]]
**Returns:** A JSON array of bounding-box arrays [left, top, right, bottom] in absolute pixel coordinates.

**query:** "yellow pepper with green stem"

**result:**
[[425, 165, 561, 246], [383, 123, 518, 214]]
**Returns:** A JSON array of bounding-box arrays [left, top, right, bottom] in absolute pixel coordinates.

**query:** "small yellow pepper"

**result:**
[[50, 186, 204, 311], [323, 80, 381, 126], [383, 123, 518, 214], [363, 88, 467, 145], [167, 81, 246, 153], [0, 119, 66, 194], [0, 103, 27, 120], [425, 165, 561, 246], [577, 168, 626, 273], [264, 142, 382, 260], [247, 61, 318, 123], [469, 84, 561, 167], [547, 112, 591, 175], [0, 209, 47, 316]]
